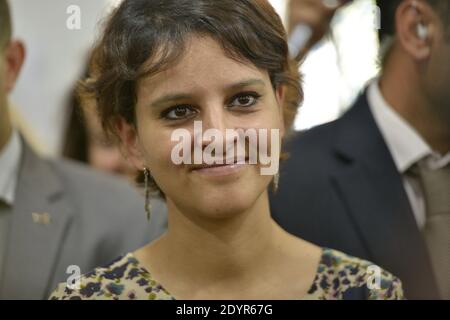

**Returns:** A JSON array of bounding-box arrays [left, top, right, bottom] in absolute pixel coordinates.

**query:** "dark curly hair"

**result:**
[[80, 0, 303, 195]]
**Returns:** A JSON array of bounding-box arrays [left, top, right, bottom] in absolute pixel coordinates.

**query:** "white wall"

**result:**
[[9, 0, 113, 156]]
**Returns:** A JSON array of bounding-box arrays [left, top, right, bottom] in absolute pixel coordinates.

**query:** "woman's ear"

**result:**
[[116, 118, 146, 170], [275, 84, 286, 138]]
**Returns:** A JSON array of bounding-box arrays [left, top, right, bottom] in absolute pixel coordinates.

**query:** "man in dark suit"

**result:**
[[0, 0, 167, 299], [271, 0, 450, 299]]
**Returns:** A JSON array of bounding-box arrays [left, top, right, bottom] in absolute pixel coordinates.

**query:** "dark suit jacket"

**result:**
[[270, 92, 440, 299], [0, 142, 167, 299]]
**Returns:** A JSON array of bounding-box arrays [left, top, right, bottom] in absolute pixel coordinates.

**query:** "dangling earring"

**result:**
[[143, 167, 152, 222], [272, 171, 280, 193]]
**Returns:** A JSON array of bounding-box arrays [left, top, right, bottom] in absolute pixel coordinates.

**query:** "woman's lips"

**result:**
[[192, 163, 247, 176], [190, 158, 249, 176]]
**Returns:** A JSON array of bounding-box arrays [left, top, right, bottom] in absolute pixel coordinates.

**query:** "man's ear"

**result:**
[[275, 84, 286, 138], [3, 40, 25, 93], [116, 118, 146, 170], [396, 0, 435, 62]]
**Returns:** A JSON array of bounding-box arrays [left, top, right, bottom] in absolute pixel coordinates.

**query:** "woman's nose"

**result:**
[[201, 104, 229, 133], [194, 104, 234, 153]]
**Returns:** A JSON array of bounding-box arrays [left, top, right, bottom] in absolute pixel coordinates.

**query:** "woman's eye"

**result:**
[[163, 106, 196, 120], [229, 93, 261, 108]]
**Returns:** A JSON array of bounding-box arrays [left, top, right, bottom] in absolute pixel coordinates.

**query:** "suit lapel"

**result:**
[[1, 142, 74, 299], [330, 93, 439, 299]]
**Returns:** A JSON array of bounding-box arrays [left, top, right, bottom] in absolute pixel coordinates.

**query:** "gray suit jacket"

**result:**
[[0, 142, 167, 300]]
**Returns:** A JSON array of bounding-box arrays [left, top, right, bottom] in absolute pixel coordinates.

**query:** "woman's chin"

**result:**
[[165, 172, 270, 220], [194, 194, 257, 220]]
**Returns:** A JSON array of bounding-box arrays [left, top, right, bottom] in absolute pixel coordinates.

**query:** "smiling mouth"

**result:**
[[190, 157, 250, 176], [191, 163, 247, 177], [190, 157, 249, 171]]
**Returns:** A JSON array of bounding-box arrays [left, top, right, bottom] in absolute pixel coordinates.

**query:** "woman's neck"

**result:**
[[148, 190, 287, 283]]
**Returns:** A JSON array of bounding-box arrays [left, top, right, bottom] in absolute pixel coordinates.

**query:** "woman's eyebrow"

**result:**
[[150, 78, 266, 108], [151, 93, 192, 109], [226, 78, 266, 91]]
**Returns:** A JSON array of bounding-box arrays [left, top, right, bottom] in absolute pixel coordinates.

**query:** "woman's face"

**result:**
[[121, 35, 285, 219]]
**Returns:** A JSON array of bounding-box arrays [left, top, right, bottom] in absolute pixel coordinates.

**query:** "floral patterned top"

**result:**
[[49, 248, 404, 300]]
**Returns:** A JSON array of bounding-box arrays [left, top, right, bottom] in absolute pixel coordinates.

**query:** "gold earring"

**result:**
[[272, 171, 280, 193], [143, 167, 152, 222]]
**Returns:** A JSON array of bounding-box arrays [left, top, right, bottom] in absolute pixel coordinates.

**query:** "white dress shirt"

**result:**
[[367, 80, 450, 230], [0, 129, 22, 206]]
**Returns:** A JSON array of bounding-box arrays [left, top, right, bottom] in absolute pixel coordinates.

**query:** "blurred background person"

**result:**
[[288, 0, 380, 131], [271, 0, 450, 299], [63, 67, 138, 184], [287, 0, 352, 60], [0, 0, 166, 299], [8, 0, 119, 157]]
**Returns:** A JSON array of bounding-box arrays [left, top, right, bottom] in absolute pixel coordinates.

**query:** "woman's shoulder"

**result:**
[[306, 248, 405, 300], [49, 253, 174, 300]]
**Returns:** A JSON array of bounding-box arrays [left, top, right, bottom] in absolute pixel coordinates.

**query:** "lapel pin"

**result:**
[[32, 212, 52, 225]]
